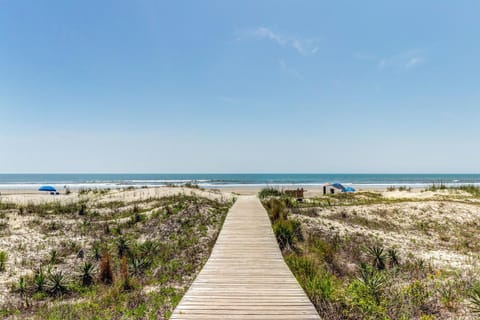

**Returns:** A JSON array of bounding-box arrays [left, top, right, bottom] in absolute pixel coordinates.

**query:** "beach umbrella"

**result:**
[[38, 185, 56, 192]]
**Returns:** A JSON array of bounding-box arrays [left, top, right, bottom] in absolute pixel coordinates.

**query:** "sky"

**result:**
[[1, 1, 479, 173]]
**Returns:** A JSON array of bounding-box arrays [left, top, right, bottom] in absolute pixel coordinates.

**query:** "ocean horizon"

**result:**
[[0, 173, 480, 190]]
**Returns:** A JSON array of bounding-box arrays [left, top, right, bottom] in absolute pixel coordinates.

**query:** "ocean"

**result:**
[[0, 173, 479, 190]]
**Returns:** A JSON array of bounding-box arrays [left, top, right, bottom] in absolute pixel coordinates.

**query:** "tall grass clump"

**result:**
[[457, 185, 480, 197], [258, 187, 284, 199], [263, 198, 288, 223]]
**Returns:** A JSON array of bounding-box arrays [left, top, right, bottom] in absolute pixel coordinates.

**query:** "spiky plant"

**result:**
[[0, 251, 7, 272], [138, 240, 159, 257], [80, 262, 95, 286], [130, 257, 151, 276], [469, 282, 480, 315], [366, 245, 386, 270], [17, 276, 29, 307], [357, 264, 386, 305], [49, 249, 59, 264], [47, 270, 69, 296], [387, 248, 400, 267], [116, 237, 130, 258], [17, 276, 27, 296], [92, 243, 102, 261], [34, 267, 46, 292]]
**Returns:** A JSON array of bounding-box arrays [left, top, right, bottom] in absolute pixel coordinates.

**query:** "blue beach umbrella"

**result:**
[[38, 185, 57, 192]]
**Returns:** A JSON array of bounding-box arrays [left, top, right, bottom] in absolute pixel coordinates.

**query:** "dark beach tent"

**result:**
[[38, 185, 57, 192], [332, 183, 344, 190]]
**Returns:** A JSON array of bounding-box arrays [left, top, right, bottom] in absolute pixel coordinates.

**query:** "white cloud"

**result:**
[[377, 49, 427, 70], [405, 56, 424, 68], [241, 27, 319, 55]]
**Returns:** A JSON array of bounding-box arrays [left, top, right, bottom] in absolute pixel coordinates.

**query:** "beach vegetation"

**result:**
[[46, 271, 69, 296], [262, 190, 478, 319], [258, 187, 284, 199], [80, 262, 95, 287], [0, 189, 234, 318], [0, 251, 7, 272], [469, 282, 480, 315]]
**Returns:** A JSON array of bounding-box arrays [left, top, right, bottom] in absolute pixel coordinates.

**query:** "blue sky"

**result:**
[[1, 1, 479, 173]]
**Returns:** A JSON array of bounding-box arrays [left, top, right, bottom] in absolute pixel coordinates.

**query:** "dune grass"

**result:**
[[0, 191, 234, 319], [262, 195, 479, 319]]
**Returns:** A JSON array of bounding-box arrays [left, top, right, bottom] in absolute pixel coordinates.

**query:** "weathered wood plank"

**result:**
[[170, 196, 320, 319]]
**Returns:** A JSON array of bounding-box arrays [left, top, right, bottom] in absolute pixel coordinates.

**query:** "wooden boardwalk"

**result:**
[[170, 196, 320, 320]]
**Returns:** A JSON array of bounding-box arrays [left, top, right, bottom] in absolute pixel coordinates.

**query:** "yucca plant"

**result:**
[[0, 251, 7, 272], [17, 276, 29, 307], [116, 237, 130, 258], [387, 248, 400, 267], [17, 276, 27, 295], [49, 249, 59, 264], [469, 282, 480, 314], [130, 256, 150, 276], [33, 267, 46, 292], [138, 240, 159, 257], [357, 264, 386, 305], [47, 270, 69, 296], [80, 262, 95, 286], [366, 245, 386, 270], [92, 243, 102, 261]]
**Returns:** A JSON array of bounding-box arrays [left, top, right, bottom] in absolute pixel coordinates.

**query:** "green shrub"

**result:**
[[304, 273, 337, 306], [357, 264, 386, 305], [345, 277, 387, 319]]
